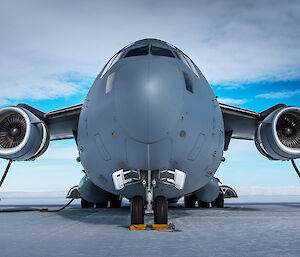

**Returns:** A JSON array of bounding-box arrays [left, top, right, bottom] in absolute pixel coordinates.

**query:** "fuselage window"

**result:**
[[124, 46, 149, 57], [183, 72, 193, 93], [151, 46, 175, 58], [105, 72, 116, 94]]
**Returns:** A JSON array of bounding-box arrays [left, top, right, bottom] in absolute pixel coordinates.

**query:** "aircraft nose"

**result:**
[[114, 58, 184, 143]]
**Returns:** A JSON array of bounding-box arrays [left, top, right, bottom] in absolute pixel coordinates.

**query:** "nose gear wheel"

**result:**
[[154, 196, 168, 224], [130, 196, 144, 225]]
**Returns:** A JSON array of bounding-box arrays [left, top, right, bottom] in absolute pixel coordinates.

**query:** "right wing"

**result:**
[[219, 102, 300, 161], [220, 103, 287, 141], [219, 103, 260, 141]]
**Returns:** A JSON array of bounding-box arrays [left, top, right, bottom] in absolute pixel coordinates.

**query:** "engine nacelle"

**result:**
[[255, 107, 300, 160], [0, 107, 49, 161]]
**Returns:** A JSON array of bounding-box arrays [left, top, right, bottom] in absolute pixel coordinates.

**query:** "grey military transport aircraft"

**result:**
[[0, 39, 299, 225]]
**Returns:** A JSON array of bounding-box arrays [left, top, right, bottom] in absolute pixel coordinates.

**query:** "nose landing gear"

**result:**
[[130, 195, 168, 228], [112, 168, 186, 227]]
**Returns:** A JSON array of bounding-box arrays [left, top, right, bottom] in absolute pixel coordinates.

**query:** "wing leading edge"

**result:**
[[18, 102, 285, 144], [18, 103, 83, 141], [220, 102, 286, 142]]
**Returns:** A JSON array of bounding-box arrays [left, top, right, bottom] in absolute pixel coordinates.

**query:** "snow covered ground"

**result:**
[[0, 195, 299, 257]]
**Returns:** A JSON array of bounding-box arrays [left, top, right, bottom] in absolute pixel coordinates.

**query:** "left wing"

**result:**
[[18, 103, 83, 141]]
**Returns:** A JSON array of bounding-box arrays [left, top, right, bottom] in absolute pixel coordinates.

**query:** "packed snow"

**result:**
[[0, 196, 299, 257]]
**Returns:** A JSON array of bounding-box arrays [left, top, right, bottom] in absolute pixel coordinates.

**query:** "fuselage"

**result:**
[[77, 39, 224, 199]]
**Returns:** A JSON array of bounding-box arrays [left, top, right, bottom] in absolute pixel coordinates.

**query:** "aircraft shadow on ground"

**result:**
[[2, 202, 299, 226], [56, 205, 193, 227], [56, 203, 263, 226]]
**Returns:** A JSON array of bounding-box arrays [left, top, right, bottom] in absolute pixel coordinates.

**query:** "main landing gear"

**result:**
[[81, 196, 122, 209], [184, 193, 224, 208], [81, 199, 94, 208], [211, 193, 224, 208]]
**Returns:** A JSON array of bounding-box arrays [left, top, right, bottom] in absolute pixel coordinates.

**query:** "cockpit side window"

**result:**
[[175, 50, 199, 78], [124, 46, 149, 58], [151, 46, 175, 58], [110, 51, 124, 69], [100, 54, 117, 78], [183, 54, 200, 78], [175, 50, 190, 68], [100, 51, 124, 78]]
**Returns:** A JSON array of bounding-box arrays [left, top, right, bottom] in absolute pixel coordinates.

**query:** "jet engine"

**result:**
[[255, 107, 300, 160], [0, 107, 49, 161]]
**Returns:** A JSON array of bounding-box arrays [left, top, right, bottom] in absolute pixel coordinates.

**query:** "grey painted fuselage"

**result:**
[[77, 39, 224, 200]]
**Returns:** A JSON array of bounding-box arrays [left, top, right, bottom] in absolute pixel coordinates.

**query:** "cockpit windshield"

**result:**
[[123, 44, 175, 58], [124, 46, 149, 58], [151, 46, 175, 58], [100, 39, 200, 79]]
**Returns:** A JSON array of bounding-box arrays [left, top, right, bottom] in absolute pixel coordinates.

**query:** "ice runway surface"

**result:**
[[0, 196, 300, 257]]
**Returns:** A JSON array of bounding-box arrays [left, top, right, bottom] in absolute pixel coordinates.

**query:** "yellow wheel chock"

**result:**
[[129, 224, 147, 230], [129, 223, 180, 232], [151, 224, 169, 230]]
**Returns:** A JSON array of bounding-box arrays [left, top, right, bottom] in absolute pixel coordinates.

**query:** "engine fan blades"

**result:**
[[0, 113, 26, 148], [276, 112, 300, 148]]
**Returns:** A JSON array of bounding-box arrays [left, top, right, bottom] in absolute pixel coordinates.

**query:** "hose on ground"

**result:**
[[0, 160, 75, 213]]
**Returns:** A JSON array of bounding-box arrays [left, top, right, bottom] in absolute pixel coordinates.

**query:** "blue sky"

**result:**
[[0, 0, 299, 193]]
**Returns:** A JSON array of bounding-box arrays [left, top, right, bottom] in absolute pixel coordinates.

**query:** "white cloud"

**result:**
[[256, 89, 300, 99], [0, 0, 299, 101], [217, 98, 248, 105]]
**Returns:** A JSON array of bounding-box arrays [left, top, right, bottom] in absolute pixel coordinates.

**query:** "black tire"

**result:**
[[81, 199, 94, 208], [131, 196, 144, 225], [96, 200, 108, 208], [198, 200, 210, 208], [215, 193, 224, 208], [184, 195, 196, 208], [211, 199, 217, 207], [154, 196, 168, 224], [110, 195, 122, 208]]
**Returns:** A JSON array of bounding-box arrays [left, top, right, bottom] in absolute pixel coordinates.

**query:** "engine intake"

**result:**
[[255, 107, 300, 160], [0, 107, 49, 161]]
